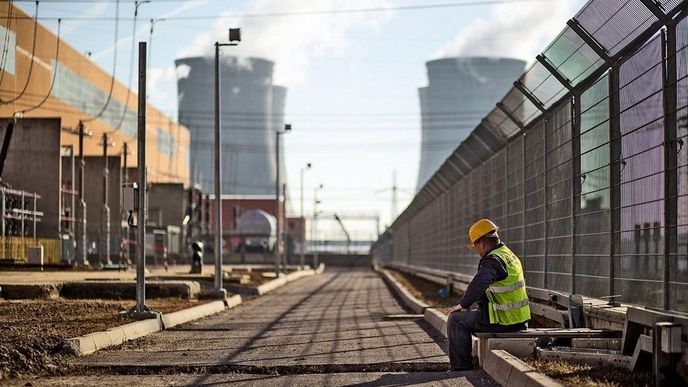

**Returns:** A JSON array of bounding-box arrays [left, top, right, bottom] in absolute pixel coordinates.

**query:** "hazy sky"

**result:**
[[17, 0, 584, 240]]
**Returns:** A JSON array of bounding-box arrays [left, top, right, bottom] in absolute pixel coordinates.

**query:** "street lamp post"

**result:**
[[313, 184, 324, 269], [299, 162, 311, 269], [275, 123, 291, 276], [212, 28, 241, 299]]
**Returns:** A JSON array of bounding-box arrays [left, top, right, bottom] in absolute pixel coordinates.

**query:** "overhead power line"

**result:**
[[1, 0, 38, 106], [82, 0, 120, 123], [17, 18, 61, 115], [5, 0, 554, 21]]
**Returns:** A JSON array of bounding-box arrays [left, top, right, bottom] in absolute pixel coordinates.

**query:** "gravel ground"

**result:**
[[525, 358, 652, 386], [0, 298, 210, 381], [387, 269, 462, 313]]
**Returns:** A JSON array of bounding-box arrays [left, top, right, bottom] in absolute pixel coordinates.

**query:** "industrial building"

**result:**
[[175, 56, 287, 196], [0, 3, 190, 264], [416, 57, 526, 191]]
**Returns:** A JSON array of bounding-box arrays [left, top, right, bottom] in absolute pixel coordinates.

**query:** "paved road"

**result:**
[[28, 269, 497, 386]]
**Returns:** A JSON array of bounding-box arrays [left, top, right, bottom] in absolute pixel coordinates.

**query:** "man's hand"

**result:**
[[449, 304, 463, 314]]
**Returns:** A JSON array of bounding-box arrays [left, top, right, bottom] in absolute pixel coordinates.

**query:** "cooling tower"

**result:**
[[416, 57, 526, 191], [176, 56, 286, 195]]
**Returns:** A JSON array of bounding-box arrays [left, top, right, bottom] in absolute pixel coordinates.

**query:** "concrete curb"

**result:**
[[63, 317, 162, 356], [64, 295, 245, 356], [483, 350, 562, 387], [423, 308, 448, 337], [379, 269, 429, 314], [227, 266, 324, 296], [162, 296, 240, 329]]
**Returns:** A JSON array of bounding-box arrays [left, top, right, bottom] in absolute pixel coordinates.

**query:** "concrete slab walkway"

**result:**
[[28, 269, 497, 386]]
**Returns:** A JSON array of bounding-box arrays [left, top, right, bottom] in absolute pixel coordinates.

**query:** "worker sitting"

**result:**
[[446, 219, 530, 371]]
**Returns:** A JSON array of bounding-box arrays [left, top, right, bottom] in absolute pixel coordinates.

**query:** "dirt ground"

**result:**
[[525, 358, 652, 386], [0, 298, 210, 381], [387, 269, 462, 313]]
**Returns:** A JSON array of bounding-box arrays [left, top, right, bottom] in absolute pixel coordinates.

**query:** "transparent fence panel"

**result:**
[[506, 136, 525, 257], [546, 101, 573, 292], [616, 36, 665, 308], [520, 61, 568, 109], [501, 86, 540, 126], [485, 106, 522, 139], [576, 74, 611, 298], [574, 0, 657, 56], [493, 151, 509, 238], [542, 26, 604, 86], [673, 18, 688, 312], [523, 121, 546, 288]]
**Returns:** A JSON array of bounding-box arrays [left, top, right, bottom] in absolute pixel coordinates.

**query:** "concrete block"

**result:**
[[507, 364, 529, 387], [483, 350, 563, 387], [257, 276, 288, 295], [487, 338, 536, 359], [0, 283, 61, 299], [91, 331, 113, 351], [162, 300, 227, 329], [60, 281, 201, 300], [494, 353, 514, 385], [225, 294, 242, 309]]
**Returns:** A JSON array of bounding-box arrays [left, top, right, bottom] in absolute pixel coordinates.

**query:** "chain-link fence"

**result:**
[[373, 0, 688, 314]]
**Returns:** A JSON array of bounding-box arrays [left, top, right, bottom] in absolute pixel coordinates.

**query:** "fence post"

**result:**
[[662, 27, 678, 311], [571, 92, 581, 294], [609, 65, 622, 299]]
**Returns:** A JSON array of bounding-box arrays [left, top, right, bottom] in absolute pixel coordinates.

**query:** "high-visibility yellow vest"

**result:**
[[485, 245, 531, 325]]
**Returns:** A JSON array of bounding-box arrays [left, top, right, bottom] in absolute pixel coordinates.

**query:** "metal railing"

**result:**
[[373, 0, 688, 313]]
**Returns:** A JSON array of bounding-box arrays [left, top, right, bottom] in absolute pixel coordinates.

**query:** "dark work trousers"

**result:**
[[446, 310, 527, 370]]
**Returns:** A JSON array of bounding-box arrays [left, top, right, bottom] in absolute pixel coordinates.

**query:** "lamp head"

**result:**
[[284, 123, 292, 132], [306, 162, 312, 169], [229, 28, 241, 43]]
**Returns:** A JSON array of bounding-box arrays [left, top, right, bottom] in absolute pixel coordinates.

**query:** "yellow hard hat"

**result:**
[[468, 219, 499, 248]]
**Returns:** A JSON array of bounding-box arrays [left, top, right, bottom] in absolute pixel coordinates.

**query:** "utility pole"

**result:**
[[313, 184, 323, 269], [76, 121, 89, 268], [275, 129, 281, 276], [101, 133, 112, 267], [211, 28, 240, 298], [299, 162, 311, 270], [131, 41, 155, 318], [275, 123, 291, 275], [282, 182, 287, 271], [213, 41, 225, 297]]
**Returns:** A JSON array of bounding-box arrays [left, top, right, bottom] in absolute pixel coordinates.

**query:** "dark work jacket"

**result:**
[[458, 243, 510, 324]]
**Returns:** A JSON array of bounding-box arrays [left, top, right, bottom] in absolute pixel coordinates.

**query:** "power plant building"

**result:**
[[175, 56, 287, 196], [416, 57, 526, 191], [0, 3, 190, 264]]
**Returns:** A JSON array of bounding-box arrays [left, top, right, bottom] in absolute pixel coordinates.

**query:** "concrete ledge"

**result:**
[[63, 316, 163, 356], [162, 299, 233, 329], [483, 349, 563, 387], [0, 283, 61, 299], [380, 269, 429, 314], [60, 281, 201, 300]]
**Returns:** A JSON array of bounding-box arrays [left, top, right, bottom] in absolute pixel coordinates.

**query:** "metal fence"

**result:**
[[373, 0, 688, 313]]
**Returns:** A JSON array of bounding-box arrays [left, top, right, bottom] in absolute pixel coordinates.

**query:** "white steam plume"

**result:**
[[178, 0, 392, 85], [433, 0, 580, 61]]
